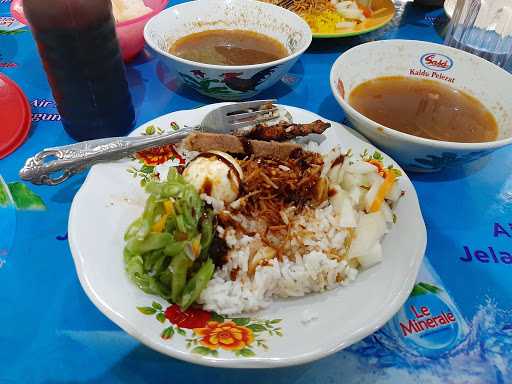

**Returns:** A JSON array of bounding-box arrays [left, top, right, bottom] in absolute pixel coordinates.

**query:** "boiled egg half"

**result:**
[[183, 151, 243, 203]]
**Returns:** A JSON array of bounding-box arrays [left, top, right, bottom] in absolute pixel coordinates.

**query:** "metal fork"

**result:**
[[19, 100, 278, 186]]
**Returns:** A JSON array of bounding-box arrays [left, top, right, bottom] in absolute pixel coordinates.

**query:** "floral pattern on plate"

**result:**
[[126, 123, 185, 186], [137, 302, 283, 357]]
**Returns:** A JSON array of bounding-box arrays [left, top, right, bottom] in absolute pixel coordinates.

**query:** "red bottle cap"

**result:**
[[0, 74, 31, 159]]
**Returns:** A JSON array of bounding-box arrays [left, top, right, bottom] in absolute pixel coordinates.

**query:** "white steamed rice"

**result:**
[[197, 147, 401, 315]]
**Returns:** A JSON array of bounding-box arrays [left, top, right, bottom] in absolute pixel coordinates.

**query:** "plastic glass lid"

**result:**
[[0, 73, 31, 159]]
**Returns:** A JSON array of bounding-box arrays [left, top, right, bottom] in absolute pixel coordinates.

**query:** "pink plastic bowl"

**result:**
[[10, 0, 169, 62], [116, 0, 169, 61]]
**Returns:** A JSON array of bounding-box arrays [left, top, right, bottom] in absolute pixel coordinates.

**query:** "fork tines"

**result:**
[[223, 99, 277, 115], [228, 108, 279, 126]]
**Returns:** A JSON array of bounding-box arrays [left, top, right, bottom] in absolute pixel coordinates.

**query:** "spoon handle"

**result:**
[[19, 127, 195, 185]]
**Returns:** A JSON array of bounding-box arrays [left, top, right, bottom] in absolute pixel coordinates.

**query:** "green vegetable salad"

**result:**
[[124, 168, 215, 310]]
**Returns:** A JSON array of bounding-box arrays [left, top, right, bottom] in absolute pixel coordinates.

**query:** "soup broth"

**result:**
[[348, 76, 498, 143], [169, 29, 288, 66]]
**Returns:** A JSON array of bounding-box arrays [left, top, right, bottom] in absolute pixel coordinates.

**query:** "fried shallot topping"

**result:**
[[246, 120, 331, 142], [229, 150, 325, 227]]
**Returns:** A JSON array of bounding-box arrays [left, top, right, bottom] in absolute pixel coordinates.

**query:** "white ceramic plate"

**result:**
[[68, 104, 426, 368]]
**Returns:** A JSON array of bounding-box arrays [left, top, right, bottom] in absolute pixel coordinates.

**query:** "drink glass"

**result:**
[[445, 0, 512, 68], [24, 0, 135, 141]]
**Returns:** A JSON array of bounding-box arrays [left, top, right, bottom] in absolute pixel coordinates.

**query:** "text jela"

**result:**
[[460, 223, 512, 264]]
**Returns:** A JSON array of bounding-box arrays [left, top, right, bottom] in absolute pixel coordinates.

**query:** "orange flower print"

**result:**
[[193, 321, 254, 351], [136, 144, 180, 166]]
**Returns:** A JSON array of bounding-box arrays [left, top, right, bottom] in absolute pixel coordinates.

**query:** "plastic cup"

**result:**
[[444, 0, 512, 68]]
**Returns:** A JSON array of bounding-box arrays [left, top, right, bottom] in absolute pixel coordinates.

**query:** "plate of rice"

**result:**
[[262, 0, 395, 38], [68, 103, 426, 367]]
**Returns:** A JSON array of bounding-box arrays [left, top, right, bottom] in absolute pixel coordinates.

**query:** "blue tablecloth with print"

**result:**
[[1, 1, 511, 383]]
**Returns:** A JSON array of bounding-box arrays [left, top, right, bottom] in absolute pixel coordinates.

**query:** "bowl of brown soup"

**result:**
[[144, 0, 312, 100], [330, 40, 512, 172]]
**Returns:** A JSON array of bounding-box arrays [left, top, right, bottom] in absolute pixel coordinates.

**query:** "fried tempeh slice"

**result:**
[[182, 132, 302, 160], [246, 120, 331, 142]]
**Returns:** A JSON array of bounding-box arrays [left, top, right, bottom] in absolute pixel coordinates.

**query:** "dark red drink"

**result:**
[[24, 0, 135, 141]]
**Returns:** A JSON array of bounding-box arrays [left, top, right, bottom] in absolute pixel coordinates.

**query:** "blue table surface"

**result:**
[[1, 1, 511, 383]]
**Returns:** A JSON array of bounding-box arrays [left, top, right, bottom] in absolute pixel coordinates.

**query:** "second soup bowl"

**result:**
[[330, 40, 512, 172], [144, 0, 312, 100]]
